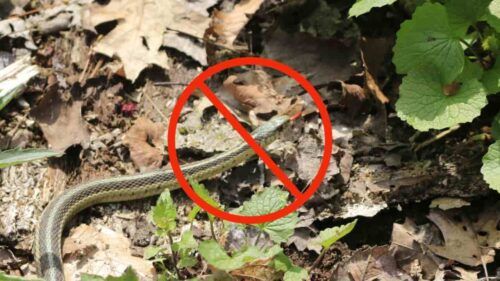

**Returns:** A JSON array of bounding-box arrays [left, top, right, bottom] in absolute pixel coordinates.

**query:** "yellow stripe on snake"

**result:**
[[35, 115, 290, 281]]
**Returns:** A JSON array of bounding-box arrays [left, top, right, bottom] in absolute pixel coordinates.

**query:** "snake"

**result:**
[[35, 115, 291, 281]]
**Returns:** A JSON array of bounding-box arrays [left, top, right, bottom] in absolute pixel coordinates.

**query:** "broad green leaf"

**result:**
[[492, 113, 500, 139], [0, 148, 62, 168], [457, 60, 484, 82], [0, 271, 43, 281], [198, 240, 281, 271], [348, 0, 397, 17], [172, 230, 198, 252], [177, 255, 198, 268], [143, 246, 164, 260], [81, 267, 138, 281], [486, 0, 500, 31], [272, 252, 308, 281], [239, 187, 298, 243], [445, 0, 491, 35], [482, 61, 500, 93], [283, 266, 309, 281], [481, 140, 500, 192], [396, 66, 488, 131], [393, 3, 464, 82], [313, 220, 357, 250], [151, 190, 177, 233], [187, 179, 221, 222]]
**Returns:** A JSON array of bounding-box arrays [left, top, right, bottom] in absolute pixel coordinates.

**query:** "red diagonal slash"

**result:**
[[197, 82, 303, 198]]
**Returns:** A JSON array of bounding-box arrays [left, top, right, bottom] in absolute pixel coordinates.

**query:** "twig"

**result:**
[[414, 125, 460, 152], [143, 91, 169, 121], [310, 248, 327, 270], [154, 81, 190, 86]]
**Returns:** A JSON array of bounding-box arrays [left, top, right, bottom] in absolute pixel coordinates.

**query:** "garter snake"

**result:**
[[35, 115, 290, 281]]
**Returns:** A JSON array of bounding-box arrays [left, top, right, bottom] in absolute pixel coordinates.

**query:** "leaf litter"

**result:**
[[0, 0, 498, 280]]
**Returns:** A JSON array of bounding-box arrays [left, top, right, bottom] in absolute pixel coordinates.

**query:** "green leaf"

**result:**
[[313, 220, 357, 250], [481, 140, 500, 192], [0, 271, 44, 281], [283, 266, 309, 281], [151, 190, 177, 233], [396, 66, 488, 131], [0, 148, 62, 168], [348, 0, 397, 17], [457, 60, 484, 82], [239, 187, 298, 243], [172, 230, 198, 252], [486, 0, 500, 31], [393, 3, 465, 82], [187, 179, 221, 222], [482, 60, 500, 93], [492, 113, 500, 139], [198, 240, 281, 271], [144, 246, 164, 260], [81, 267, 139, 281], [272, 252, 308, 281], [445, 0, 491, 35]]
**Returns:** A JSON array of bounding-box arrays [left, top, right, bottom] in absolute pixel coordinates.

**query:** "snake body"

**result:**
[[35, 115, 289, 281]]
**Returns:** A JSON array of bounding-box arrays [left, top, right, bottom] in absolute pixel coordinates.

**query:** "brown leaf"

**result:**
[[83, 0, 211, 80], [390, 219, 441, 279], [62, 224, 156, 280], [427, 210, 495, 266], [333, 245, 413, 281], [222, 69, 304, 124], [471, 202, 500, 250], [123, 117, 165, 171], [263, 29, 361, 86], [205, 0, 264, 48], [30, 89, 90, 153]]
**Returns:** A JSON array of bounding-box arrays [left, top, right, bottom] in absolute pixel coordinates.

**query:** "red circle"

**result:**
[[167, 57, 333, 224]]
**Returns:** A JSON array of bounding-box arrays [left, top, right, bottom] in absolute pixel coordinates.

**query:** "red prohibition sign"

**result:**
[[167, 57, 333, 224]]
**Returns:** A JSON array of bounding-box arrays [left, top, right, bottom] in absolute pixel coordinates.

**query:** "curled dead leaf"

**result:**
[[222, 70, 304, 125], [30, 89, 90, 153], [123, 117, 165, 171]]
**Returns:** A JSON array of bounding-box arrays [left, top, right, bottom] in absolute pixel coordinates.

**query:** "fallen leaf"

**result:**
[[429, 197, 471, 210], [390, 219, 441, 279], [263, 29, 361, 86], [62, 224, 156, 281], [83, 0, 211, 80], [427, 210, 495, 266], [222, 69, 304, 125], [333, 245, 413, 281], [205, 0, 264, 58], [123, 117, 165, 171], [30, 88, 90, 153], [471, 202, 500, 250], [453, 267, 479, 281]]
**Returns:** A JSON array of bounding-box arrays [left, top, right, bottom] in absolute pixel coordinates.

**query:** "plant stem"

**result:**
[[459, 38, 486, 68], [209, 218, 218, 243], [167, 232, 182, 279], [310, 248, 327, 271], [254, 230, 263, 247]]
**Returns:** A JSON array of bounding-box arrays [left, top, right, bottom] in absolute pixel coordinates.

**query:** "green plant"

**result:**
[[148, 184, 356, 280], [81, 267, 138, 281], [350, 0, 500, 193], [0, 148, 62, 168], [310, 220, 357, 269]]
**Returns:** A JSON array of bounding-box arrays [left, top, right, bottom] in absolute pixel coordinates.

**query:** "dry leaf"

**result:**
[[333, 246, 413, 281], [427, 210, 495, 266], [206, 0, 264, 48], [390, 219, 441, 279], [263, 29, 361, 86], [30, 89, 90, 153], [123, 117, 165, 171], [62, 224, 156, 281], [471, 202, 500, 250], [222, 70, 304, 125], [429, 197, 471, 210], [83, 0, 211, 80]]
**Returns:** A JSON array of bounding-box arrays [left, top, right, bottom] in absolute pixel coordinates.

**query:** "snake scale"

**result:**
[[35, 115, 290, 281]]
